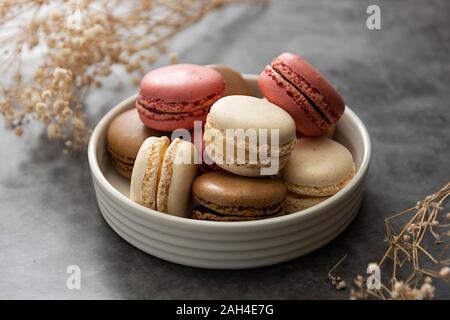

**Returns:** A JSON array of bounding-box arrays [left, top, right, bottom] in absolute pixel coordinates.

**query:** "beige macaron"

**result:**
[[204, 95, 296, 177], [296, 124, 336, 139], [207, 64, 251, 96], [130, 137, 198, 217], [282, 137, 355, 213]]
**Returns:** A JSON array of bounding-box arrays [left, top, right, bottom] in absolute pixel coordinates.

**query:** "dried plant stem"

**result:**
[[0, 0, 261, 151], [328, 254, 348, 290], [347, 182, 450, 300]]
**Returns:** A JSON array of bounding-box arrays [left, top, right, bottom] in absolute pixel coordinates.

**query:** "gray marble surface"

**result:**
[[1, 0, 449, 299]]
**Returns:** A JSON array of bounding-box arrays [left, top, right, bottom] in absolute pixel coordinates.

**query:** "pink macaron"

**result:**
[[258, 52, 345, 137], [136, 64, 225, 131]]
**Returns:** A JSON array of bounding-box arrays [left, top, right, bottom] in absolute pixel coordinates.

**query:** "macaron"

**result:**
[[207, 64, 251, 96], [192, 171, 286, 221], [282, 137, 355, 213], [258, 52, 345, 137], [106, 108, 161, 179], [204, 95, 296, 177], [296, 124, 336, 139], [130, 136, 198, 217], [136, 64, 225, 131]]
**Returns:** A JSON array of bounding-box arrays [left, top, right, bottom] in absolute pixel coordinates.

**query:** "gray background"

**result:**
[[1, 0, 449, 299]]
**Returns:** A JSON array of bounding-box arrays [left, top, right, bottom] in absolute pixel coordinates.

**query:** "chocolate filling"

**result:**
[[137, 101, 193, 116], [194, 196, 285, 216], [192, 205, 284, 221], [271, 65, 331, 124]]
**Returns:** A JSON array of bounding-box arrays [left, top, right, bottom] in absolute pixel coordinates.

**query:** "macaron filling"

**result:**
[[192, 205, 284, 221], [110, 157, 134, 177], [194, 196, 285, 216], [107, 145, 135, 165], [286, 164, 356, 197], [136, 100, 211, 122], [136, 91, 223, 114]]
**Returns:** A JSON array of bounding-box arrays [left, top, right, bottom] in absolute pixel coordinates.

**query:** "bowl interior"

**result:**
[[93, 75, 368, 209]]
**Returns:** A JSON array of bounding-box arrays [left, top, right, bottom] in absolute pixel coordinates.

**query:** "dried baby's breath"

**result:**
[[345, 182, 450, 300], [0, 0, 256, 152]]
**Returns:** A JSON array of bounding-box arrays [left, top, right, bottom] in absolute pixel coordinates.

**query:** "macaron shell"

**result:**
[[130, 136, 170, 207], [275, 52, 345, 123], [295, 124, 336, 139], [206, 95, 296, 144], [192, 171, 286, 208], [207, 64, 252, 96], [139, 64, 225, 102], [157, 139, 198, 217], [282, 137, 355, 196], [137, 64, 224, 131], [107, 109, 160, 159], [285, 193, 329, 214]]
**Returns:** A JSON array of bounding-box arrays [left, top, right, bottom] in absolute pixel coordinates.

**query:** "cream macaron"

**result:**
[[130, 136, 198, 217], [282, 137, 355, 213], [204, 95, 296, 177]]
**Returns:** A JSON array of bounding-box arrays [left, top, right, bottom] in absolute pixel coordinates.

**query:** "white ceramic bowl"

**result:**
[[88, 75, 371, 269]]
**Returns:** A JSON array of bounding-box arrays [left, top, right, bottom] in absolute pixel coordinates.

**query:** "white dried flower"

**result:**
[[47, 123, 61, 139], [420, 283, 435, 299], [440, 267, 450, 280], [35, 102, 47, 113], [72, 117, 85, 130], [41, 90, 52, 99]]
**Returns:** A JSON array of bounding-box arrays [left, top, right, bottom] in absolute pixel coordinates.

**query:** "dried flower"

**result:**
[[420, 279, 435, 300], [440, 267, 450, 280], [346, 182, 450, 300], [328, 254, 347, 291], [14, 126, 23, 137], [0, 0, 253, 151]]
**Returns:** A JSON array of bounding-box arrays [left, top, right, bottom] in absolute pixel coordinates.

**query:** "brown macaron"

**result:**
[[107, 108, 162, 179], [192, 171, 286, 221], [207, 64, 252, 96]]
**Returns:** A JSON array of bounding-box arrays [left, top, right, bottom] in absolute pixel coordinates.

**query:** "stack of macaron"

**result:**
[[106, 52, 356, 221]]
